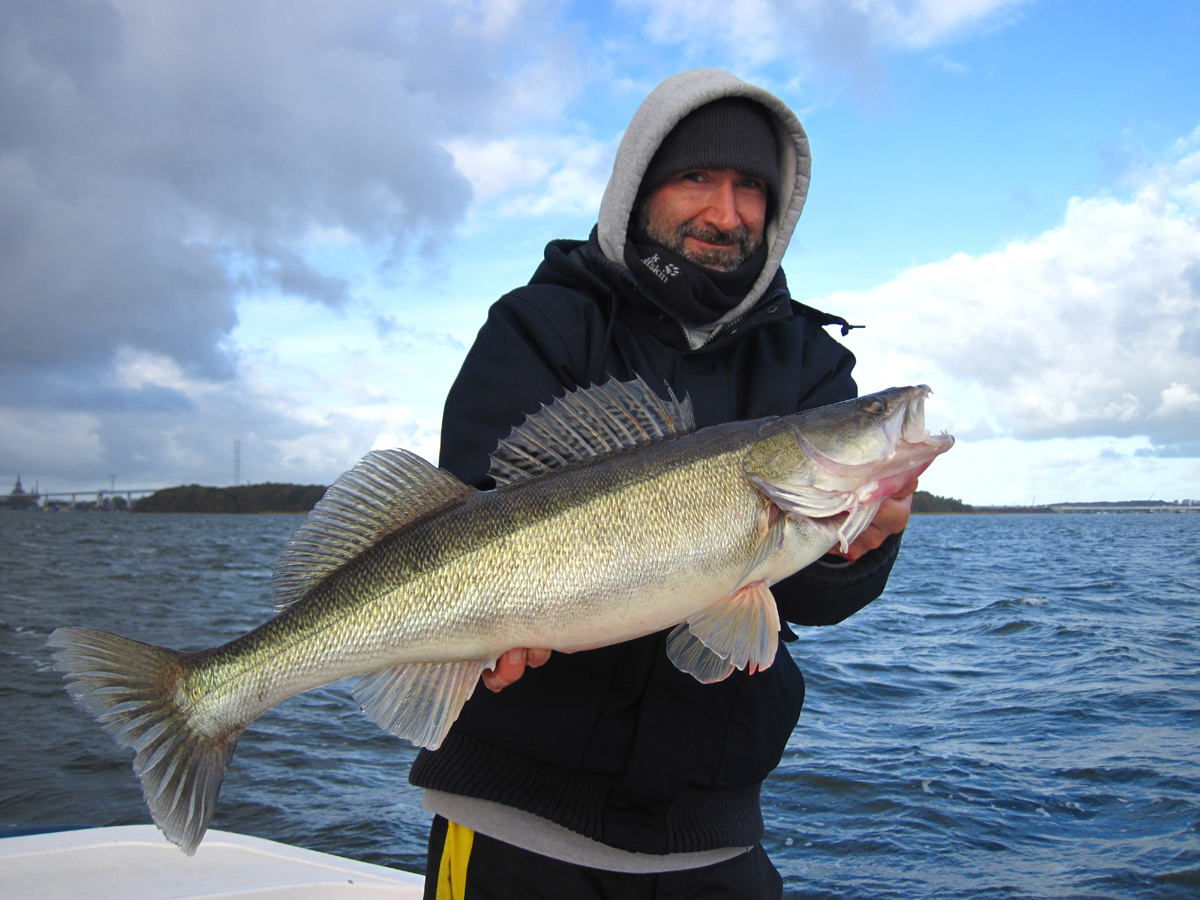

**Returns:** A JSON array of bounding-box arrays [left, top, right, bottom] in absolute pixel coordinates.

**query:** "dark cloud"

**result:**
[[0, 0, 574, 391], [0, 365, 196, 415], [0, 0, 580, 490]]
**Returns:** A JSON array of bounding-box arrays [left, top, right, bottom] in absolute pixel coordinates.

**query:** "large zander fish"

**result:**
[[50, 377, 953, 854]]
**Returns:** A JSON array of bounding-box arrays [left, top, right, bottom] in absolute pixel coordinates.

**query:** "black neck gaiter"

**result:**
[[624, 226, 768, 325]]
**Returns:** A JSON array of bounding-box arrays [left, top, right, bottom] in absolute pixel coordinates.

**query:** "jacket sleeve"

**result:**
[[439, 289, 599, 488], [773, 533, 902, 628]]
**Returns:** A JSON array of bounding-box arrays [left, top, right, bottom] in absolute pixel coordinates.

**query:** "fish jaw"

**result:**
[[745, 385, 954, 550]]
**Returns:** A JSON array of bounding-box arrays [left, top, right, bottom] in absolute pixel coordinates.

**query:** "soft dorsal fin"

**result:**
[[272, 449, 476, 610], [488, 375, 695, 487]]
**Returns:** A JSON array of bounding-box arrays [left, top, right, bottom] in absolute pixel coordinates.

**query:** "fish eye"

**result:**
[[857, 397, 885, 415]]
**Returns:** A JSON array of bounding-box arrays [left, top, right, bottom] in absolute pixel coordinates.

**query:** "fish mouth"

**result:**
[[899, 386, 954, 454], [799, 385, 954, 487], [889, 387, 955, 484]]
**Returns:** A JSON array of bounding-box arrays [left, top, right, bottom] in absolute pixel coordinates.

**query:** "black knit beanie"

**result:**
[[640, 98, 780, 202]]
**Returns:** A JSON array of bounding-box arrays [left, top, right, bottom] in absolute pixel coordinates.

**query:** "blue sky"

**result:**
[[2, 0, 1199, 505]]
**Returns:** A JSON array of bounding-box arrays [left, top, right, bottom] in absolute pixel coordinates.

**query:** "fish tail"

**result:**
[[48, 626, 238, 855]]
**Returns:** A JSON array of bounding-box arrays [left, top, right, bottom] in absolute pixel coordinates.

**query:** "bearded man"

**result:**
[[411, 68, 915, 900]]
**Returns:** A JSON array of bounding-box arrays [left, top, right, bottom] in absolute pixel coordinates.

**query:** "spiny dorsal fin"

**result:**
[[272, 449, 476, 610], [488, 375, 695, 487]]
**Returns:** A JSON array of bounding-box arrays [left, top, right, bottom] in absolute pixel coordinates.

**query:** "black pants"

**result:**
[[423, 815, 783, 900]]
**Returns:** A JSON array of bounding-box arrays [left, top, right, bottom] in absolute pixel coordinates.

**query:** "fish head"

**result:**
[[745, 386, 954, 549]]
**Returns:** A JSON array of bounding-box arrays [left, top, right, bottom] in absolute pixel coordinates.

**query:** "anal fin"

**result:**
[[666, 581, 781, 682], [354, 657, 495, 750]]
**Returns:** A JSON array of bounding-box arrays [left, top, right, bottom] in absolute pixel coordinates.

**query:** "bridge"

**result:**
[[1, 488, 160, 510]]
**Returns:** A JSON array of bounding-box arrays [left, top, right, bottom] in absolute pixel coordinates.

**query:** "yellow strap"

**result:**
[[435, 820, 476, 900]]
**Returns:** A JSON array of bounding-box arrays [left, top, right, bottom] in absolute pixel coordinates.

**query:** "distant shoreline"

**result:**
[[908, 491, 1198, 515], [912, 509, 1200, 515], [6, 485, 1197, 516]]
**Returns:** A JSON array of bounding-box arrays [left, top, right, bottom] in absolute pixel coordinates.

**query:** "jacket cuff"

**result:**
[[776, 531, 903, 630], [803, 531, 903, 588]]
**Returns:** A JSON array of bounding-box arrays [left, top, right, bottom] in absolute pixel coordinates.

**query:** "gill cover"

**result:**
[[744, 386, 951, 551]]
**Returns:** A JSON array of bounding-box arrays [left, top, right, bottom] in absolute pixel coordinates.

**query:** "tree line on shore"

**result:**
[[910, 491, 972, 513], [133, 483, 326, 514]]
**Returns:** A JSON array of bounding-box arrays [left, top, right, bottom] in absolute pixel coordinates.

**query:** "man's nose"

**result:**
[[703, 180, 741, 233]]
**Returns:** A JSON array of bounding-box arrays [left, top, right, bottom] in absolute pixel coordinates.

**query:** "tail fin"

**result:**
[[48, 627, 240, 855]]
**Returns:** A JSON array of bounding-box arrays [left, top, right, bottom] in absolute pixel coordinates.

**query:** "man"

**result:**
[[411, 68, 914, 899]]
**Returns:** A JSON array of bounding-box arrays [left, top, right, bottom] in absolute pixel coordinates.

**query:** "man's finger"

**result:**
[[482, 648, 552, 691], [829, 489, 917, 561], [483, 648, 527, 692], [871, 495, 913, 536], [842, 525, 884, 561]]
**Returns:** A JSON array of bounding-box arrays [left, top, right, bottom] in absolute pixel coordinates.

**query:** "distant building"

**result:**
[[2, 476, 40, 510]]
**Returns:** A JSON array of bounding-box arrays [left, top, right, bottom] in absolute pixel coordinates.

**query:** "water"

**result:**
[[1, 512, 1197, 898]]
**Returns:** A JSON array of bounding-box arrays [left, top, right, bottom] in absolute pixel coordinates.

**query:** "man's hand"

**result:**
[[829, 477, 919, 562], [482, 647, 552, 692]]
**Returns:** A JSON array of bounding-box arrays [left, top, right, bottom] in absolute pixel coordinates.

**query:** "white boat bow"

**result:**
[[0, 825, 425, 899]]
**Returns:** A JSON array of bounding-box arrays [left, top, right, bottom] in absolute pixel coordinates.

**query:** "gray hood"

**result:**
[[598, 69, 811, 347]]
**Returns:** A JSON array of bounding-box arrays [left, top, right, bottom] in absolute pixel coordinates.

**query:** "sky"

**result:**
[[2, 0, 1199, 506]]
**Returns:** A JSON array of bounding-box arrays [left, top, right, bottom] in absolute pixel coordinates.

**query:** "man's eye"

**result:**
[[739, 179, 764, 191]]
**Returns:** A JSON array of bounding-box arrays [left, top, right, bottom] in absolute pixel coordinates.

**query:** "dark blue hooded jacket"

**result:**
[[409, 234, 901, 855]]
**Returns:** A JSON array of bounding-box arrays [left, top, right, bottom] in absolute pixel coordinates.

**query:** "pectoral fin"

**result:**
[[354, 658, 496, 750], [750, 476, 885, 554], [733, 507, 788, 590], [666, 581, 781, 681], [749, 477, 854, 519], [836, 497, 884, 553]]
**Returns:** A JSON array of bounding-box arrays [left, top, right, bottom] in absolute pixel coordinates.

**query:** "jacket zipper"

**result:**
[[706, 287, 790, 347]]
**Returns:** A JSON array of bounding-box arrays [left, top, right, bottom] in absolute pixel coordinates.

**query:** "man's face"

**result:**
[[641, 168, 768, 273]]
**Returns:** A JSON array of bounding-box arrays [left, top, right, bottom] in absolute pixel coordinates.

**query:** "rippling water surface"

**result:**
[[1, 511, 1197, 898]]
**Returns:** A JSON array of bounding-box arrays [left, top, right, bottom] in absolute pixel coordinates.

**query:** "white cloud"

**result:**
[[834, 130, 1200, 457], [445, 133, 617, 219], [619, 0, 1032, 79], [862, 0, 1031, 47], [927, 53, 968, 74], [113, 347, 200, 395], [1151, 383, 1200, 418]]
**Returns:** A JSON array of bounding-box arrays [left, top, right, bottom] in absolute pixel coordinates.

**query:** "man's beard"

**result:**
[[640, 207, 762, 273]]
